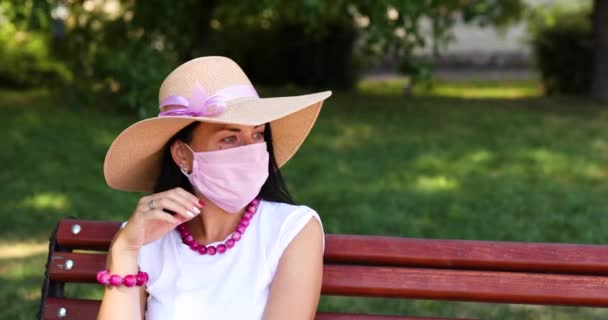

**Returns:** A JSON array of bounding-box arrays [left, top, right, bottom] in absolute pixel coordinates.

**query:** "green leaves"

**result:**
[[2, 0, 526, 112]]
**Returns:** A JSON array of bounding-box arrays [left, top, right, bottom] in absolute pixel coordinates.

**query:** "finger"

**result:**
[[172, 187, 204, 207], [146, 209, 181, 225], [164, 191, 203, 215], [144, 188, 202, 214], [136, 196, 175, 215], [136, 198, 154, 215], [155, 197, 199, 220], [151, 188, 199, 210], [138, 195, 153, 209]]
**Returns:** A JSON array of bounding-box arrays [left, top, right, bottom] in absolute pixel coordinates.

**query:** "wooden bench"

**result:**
[[39, 218, 608, 319]]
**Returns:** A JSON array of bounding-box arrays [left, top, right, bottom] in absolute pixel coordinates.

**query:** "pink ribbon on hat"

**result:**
[[158, 82, 259, 117]]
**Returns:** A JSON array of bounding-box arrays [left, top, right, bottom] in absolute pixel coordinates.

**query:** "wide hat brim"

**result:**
[[104, 90, 331, 192]]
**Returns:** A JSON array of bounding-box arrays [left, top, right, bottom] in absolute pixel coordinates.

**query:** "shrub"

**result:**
[[45, 18, 178, 117], [529, 7, 593, 96], [92, 42, 177, 117], [0, 22, 69, 88]]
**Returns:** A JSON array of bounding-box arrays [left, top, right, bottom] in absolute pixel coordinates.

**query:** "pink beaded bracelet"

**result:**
[[96, 270, 149, 287]]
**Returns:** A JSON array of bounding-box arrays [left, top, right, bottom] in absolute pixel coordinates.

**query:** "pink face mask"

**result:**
[[182, 142, 269, 213]]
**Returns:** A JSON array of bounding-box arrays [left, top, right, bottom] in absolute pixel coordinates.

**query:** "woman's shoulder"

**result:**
[[260, 200, 317, 214], [259, 200, 324, 266], [258, 200, 320, 229]]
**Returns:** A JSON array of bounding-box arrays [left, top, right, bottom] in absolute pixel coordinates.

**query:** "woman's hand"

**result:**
[[112, 187, 204, 253]]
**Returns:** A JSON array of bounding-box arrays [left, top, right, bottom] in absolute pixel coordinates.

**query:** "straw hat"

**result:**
[[104, 56, 332, 192]]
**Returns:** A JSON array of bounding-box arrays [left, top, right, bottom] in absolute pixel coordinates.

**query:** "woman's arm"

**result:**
[[97, 233, 147, 320], [97, 188, 201, 320], [262, 218, 324, 320]]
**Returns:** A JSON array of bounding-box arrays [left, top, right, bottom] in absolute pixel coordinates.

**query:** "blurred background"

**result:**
[[2, 0, 608, 319]]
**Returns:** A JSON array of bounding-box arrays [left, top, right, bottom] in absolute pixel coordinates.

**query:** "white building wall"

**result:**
[[367, 0, 590, 72], [443, 0, 590, 53]]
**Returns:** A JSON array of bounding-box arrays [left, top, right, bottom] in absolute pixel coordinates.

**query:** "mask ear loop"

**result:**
[[180, 143, 195, 175]]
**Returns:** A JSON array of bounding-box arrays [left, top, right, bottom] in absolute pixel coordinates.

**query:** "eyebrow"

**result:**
[[223, 125, 264, 133]]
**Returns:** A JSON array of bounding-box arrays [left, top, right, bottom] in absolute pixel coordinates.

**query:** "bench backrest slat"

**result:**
[[48, 250, 608, 306], [325, 234, 608, 274], [56, 219, 120, 250], [57, 219, 608, 274], [323, 265, 608, 307], [49, 252, 105, 282], [44, 297, 101, 320], [315, 314, 472, 320]]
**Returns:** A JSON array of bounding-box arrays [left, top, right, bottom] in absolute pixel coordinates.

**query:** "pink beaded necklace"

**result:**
[[176, 198, 260, 255]]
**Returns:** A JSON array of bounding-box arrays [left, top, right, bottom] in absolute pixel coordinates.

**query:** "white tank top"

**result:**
[[135, 200, 324, 320]]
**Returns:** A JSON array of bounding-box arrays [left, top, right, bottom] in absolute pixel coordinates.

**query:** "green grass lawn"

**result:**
[[2, 81, 608, 319], [358, 77, 543, 99]]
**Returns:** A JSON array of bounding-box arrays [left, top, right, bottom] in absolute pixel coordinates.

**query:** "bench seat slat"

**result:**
[[56, 219, 608, 274], [44, 298, 467, 320], [323, 265, 608, 307]]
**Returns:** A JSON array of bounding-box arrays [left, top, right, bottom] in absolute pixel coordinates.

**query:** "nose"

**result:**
[[240, 130, 256, 146]]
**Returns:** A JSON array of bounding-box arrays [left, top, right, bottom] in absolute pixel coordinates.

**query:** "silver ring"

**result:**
[[148, 199, 156, 210]]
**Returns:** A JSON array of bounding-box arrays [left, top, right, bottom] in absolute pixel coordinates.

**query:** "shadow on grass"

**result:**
[[0, 253, 46, 320], [1, 91, 144, 241]]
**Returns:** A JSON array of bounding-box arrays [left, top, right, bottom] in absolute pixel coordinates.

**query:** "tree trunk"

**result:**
[[591, 0, 608, 103], [182, 0, 219, 61]]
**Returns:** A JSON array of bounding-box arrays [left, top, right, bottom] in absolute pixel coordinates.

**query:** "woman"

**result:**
[[97, 56, 332, 320]]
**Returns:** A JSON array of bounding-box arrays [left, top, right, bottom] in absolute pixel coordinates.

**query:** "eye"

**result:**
[[222, 136, 237, 143], [253, 131, 265, 140]]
